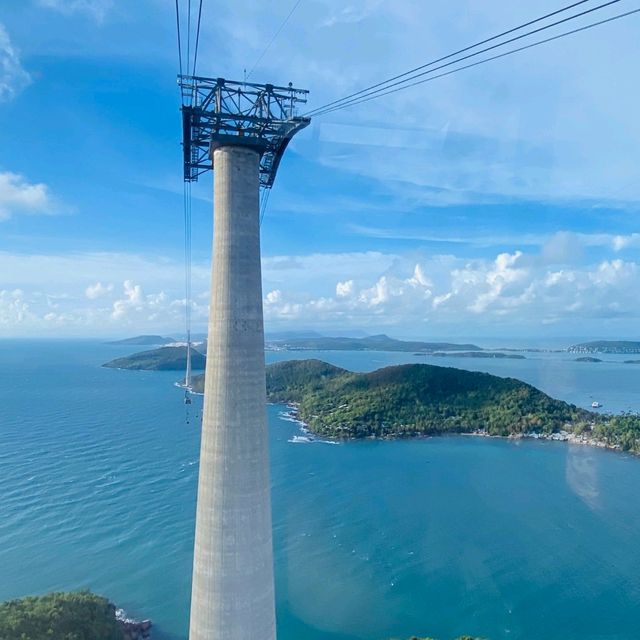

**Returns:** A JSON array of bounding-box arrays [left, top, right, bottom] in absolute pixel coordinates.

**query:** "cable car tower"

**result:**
[[179, 74, 309, 640]]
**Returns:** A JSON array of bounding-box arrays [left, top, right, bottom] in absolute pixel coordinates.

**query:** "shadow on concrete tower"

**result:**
[[179, 76, 310, 640]]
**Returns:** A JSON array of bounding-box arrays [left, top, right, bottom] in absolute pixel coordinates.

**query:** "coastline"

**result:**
[[280, 402, 627, 455]]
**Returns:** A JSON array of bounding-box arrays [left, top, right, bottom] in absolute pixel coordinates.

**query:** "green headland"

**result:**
[[103, 346, 205, 371], [191, 359, 640, 452]]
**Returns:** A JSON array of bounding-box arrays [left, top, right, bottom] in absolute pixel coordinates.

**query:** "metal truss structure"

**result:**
[[179, 76, 310, 188]]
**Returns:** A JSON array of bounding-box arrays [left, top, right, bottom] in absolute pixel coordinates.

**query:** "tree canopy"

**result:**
[[0, 592, 123, 640]]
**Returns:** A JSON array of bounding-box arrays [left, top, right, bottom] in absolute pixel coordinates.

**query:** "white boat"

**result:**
[[592, 401, 602, 408]]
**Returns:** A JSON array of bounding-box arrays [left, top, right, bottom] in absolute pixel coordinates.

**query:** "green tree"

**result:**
[[0, 592, 123, 640]]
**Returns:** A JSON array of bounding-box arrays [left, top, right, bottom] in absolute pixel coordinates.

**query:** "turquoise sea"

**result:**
[[2, 340, 640, 639]]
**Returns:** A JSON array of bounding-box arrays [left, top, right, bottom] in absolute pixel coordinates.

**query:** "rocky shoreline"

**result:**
[[115, 608, 152, 640], [469, 428, 623, 452]]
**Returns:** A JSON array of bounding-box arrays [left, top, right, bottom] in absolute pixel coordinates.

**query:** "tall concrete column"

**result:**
[[189, 145, 276, 640]]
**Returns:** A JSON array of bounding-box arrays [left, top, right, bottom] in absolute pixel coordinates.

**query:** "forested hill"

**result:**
[[190, 359, 640, 450], [103, 346, 205, 371], [264, 360, 588, 439]]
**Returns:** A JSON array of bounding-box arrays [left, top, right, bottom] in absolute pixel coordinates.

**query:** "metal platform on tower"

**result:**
[[178, 75, 310, 188]]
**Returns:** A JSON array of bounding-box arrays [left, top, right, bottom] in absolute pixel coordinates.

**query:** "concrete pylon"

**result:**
[[189, 145, 276, 640]]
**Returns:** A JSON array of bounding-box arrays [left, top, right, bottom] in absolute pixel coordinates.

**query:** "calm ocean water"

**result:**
[[2, 340, 640, 639]]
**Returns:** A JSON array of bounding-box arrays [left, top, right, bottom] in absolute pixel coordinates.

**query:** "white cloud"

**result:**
[[0, 289, 34, 326], [262, 249, 640, 334], [0, 172, 59, 221], [0, 251, 209, 336], [37, 0, 113, 21], [321, 0, 385, 27], [350, 226, 640, 256], [0, 24, 31, 102], [110, 280, 170, 323], [336, 280, 354, 298], [85, 281, 114, 299], [0, 245, 638, 337]]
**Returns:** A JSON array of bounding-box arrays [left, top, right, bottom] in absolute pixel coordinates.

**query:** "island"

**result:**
[[107, 335, 176, 346], [0, 591, 151, 640], [430, 351, 525, 359], [190, 359, 640, 452], [568, 340, 640, 354], [103, 346, 205, 371], [575, 356, 602, 363], [625, 360, 640, 364], [265, 333, 482, 353]]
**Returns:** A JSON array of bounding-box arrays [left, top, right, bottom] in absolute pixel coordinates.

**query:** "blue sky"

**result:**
[[1, 0, 639, 340]]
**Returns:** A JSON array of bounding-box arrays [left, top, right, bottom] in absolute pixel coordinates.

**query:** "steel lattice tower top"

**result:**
[[179, 75, 310, 187]]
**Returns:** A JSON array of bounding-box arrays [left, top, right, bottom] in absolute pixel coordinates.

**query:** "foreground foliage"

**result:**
[[0, 591, 123, 640], [262, 359, 640, 451]]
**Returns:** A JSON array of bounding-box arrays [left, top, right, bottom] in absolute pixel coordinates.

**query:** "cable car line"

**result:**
[[305, 0, 624, 118], [174, 0, 183, 78], [304, 0, 597, 117], [246, 0, 304, 81], [192, 0, 204, 77], [310, 6, 639, 118]]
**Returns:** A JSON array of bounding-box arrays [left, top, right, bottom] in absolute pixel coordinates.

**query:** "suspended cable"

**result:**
[[246, 0, 303, 80], [183, 179, 193, 394], [305, 0, 593, 116], [174, 0, 183, 78], [186, 0, 192, 77], [306, 0, 622, 117], [313, 6, 640, 118], [192, 0, 204, 77], [259, 188, 272, 227]]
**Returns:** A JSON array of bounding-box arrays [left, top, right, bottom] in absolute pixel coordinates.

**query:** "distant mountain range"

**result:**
[[430, 351, 525, 359], [102, 334, 484, 371], [107, 335, 176, 346], [266, 334, 482, 353], [568, 340, 640, 354]]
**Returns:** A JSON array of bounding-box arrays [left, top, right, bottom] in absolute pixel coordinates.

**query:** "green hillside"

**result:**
[[191, 359, 640, 451], [103, 346, 205, 371], [264, 360, 588, 439], [0, 592, 123, 640]]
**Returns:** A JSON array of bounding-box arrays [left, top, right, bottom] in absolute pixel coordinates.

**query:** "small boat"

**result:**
[[592, 401, 602, 408]]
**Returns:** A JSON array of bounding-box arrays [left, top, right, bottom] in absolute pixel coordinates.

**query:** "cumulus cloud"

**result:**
[[1, 246, 639, 337], [37, 0, 113, 21], [0, 289, 33, 326], [111, 280, 144, 320], [336, 280, 355, 298], [0, 172, 59, 221], [0, 251, 209, 336], [0, 24, 31, 102], [263, 249, 640, 333], [85, 281, 113, 299]]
